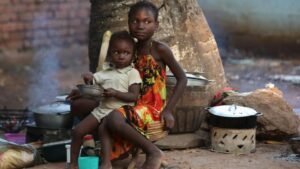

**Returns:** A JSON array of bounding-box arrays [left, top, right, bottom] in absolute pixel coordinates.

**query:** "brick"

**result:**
[[47, 28, 68, 37], [0, 0, 11, 5], [19, 13, 34, 21], [54, 11, 69, 19], [74, 9, 89, 18], [0, 12, 18, 22], [79, 1, 91, 9], [0, 32, 9, 41], [8, 32, 25, 41], [4, 39, 24, 49], [27, 29, 48, 39], [1, 22, 24, 32], [68, 19, 81, 27]]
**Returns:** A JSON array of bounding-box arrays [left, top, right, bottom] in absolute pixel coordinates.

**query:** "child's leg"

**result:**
[[70, 114, 99, 169], [70, 98, 98, 120], [106, 111, 163, 169], [98, 118, 112, 169]]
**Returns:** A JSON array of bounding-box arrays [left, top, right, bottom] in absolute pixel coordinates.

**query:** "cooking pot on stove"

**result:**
[[208, 105, 262, 129], [31, 102, 73, 129]]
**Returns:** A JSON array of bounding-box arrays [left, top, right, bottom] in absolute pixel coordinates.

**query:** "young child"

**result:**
[[70, 30, 142, 169]]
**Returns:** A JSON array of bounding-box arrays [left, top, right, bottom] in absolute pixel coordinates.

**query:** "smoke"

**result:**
[[26, 14, 61, 109], [27, 48, 60, 108]]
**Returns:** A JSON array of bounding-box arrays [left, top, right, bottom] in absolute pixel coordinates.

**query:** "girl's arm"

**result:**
[[103, 83, 140, 102], [157, 42, 187, 129]]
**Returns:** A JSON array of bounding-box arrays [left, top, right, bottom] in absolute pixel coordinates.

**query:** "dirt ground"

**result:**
[[26, 143, 299, 169], [1, 45, 300, 169]]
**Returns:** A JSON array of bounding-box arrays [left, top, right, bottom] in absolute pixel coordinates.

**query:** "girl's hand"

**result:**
[[103, 88, 118, 97], [160, 110, 175, 130], [82, 72, 94, 85], [66, 89, 81, 101]]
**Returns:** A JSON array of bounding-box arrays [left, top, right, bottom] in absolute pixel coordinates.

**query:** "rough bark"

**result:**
[[89, 0, 227, 101]]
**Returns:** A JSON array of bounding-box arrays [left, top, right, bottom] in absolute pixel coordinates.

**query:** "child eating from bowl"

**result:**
[[70, 30, 142, 169]]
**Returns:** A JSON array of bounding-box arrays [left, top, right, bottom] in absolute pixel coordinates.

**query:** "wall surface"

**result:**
[[197, 0, 300, 54], [0, 0, 90, 50]]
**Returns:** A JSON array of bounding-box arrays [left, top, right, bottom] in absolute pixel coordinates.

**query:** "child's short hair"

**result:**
[[128, 1, 159, 21], [108, 30, 135, 52]]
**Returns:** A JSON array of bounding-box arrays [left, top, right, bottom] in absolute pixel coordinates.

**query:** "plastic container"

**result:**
[[82, 135, 96, 156], [83, 135, 95, 148], [78, 156, 99, 169], [4, 133, 26, 144]]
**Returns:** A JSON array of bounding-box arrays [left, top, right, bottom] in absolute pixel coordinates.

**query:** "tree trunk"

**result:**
[[89, 0, 227, 100]]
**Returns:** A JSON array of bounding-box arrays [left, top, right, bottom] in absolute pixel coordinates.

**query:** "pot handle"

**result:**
[[256, 112, 263, 116], [228, 104, 237, 112]]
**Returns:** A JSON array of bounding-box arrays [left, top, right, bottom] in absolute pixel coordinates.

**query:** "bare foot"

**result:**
[[142, 150, 164, 169], [70, 163, 78, 169]]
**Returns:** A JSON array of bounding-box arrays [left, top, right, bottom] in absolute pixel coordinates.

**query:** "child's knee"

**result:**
[[106, 111, 124, 130], [72, 127, 85, 138]]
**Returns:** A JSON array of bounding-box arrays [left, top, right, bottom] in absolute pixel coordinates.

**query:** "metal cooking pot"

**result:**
[[208, 105, 262, 129], [166, 72, 212, 87], [31, 102, 73, 129]]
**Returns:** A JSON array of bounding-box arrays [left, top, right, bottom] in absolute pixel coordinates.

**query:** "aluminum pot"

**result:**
[[31, 102, 73, 129], [166, 72, 212, 87], [208, 105, 262, 129]]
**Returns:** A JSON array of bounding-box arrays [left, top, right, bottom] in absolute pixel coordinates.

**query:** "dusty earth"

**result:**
[[0, 45, 300, 169], [27, 144, 300, 169]]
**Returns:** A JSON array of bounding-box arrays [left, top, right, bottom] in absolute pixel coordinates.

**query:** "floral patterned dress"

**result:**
[[111, 54, 167, 160]]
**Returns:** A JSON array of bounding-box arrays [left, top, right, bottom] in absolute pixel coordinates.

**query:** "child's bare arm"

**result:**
[[157, 42, 187, 128], [103, 83, 140, 102]]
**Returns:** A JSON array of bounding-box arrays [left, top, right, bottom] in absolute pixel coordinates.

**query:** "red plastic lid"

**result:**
[[83, 134, 93, 140]]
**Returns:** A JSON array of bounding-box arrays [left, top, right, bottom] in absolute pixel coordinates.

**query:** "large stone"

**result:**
[[223, 88, 300, 140], [155, 133, 205, 149]]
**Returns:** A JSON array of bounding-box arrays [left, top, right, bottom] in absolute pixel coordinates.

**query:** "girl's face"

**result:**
[[109, 39, 134, 69], [128, 8, 158, 41]]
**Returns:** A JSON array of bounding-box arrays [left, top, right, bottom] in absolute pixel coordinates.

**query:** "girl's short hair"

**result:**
[[128, 1, 159, 21], [109, 30, 135, 48]]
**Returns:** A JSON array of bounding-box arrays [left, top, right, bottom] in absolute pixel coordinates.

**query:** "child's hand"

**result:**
[[103, 88, 118, 97], [82, 72, 94, 85], [160, 110, 175, 130], [66, 89, 81, 101]]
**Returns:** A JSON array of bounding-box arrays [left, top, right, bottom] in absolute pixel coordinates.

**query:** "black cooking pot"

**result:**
[[208, 105, 262, 129], [41, 140, 71, 162]]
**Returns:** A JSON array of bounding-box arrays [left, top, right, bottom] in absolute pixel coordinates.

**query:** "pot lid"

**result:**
[[31, 102, 70, 114], [208, 105, 258, 118]]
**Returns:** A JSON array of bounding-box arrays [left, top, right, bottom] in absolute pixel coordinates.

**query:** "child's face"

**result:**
[[109, 39, 134, 69], [128, 8, 158, 41]]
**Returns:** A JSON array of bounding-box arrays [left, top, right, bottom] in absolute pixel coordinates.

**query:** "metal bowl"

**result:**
[[77, 84, 104, 97]]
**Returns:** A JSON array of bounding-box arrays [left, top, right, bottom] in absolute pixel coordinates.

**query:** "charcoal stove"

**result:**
[[25, 123, 71, 143], [0, 107, 29, 133]]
